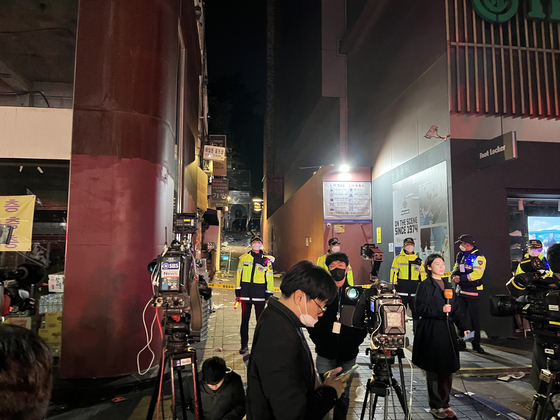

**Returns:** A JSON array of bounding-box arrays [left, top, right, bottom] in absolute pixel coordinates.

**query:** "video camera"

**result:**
[[490, 256, 560, 339], [340, 282, 406, 351], [147, 213, 203, 347], [361, 243, 383, 279]]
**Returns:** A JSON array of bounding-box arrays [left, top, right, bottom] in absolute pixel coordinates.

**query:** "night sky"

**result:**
[[205, 0, 266, 195]]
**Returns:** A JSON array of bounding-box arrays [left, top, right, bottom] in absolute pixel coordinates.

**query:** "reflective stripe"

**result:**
[[398, 263, 408, 266], [473, 266, 483, 270], [240, 297, 251, 300], [391, 267, 399, 271], [398, 292, 409, 296], [235, 287, 241, 290], [252, 298, 266, 302], [237, 267, 243, 271], [460, 291, 479, 296], [409, 294, 416, 297]]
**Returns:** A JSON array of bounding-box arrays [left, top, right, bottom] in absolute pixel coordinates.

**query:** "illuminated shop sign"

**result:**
[[472, 0, 560, 24]]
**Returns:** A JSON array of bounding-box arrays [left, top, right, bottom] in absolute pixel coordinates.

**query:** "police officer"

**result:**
[[235, 235, 274, 354], [452, 234, 486, 354], [317, 237, 354, 285], [516, 239, 550, 275], [390, 237, 426, 333]]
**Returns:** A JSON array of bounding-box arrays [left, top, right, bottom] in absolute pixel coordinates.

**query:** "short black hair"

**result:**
[[280, 260, 337, 303], [548, 244, 560, 273], [325, 252, 349, 268], [0, 325, 53, 420], [424, 253, 444, 272], [202, 356, 227, 385]]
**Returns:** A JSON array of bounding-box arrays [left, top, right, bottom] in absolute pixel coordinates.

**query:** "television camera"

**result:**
[[1, 224, 45, 316], [338, 243, 409, 420], [490, 256, 560, 420], [145, 213, 204, 420]]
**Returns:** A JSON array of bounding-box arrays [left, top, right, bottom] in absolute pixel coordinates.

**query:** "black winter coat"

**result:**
[[307, 282, 368, 362], [412, 276, 467, 374], [247, 297, 338, 420], [185, 369, 246, 420]]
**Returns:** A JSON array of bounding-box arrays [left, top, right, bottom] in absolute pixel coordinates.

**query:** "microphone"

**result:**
[[443, 289, 453, 316]]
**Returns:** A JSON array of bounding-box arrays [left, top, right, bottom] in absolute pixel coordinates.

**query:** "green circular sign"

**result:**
[[472, 0, 519, 23]]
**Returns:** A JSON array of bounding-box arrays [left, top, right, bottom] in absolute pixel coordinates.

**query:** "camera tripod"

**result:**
[[359, 348, 411, 420], [530, 356, 560, 420], [146, 318, 202, 420]]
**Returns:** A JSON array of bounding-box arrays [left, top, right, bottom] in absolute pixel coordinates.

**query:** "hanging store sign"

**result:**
[[476, 131, 517, 169], [203, 145, 226, 161], [472, 0, 560, 24], [197, 167, 208, 211], [323, 181, 372, 221], [210, 179, 229, 207], [213, 158, 227, 177], [0, 195, 36, 252]]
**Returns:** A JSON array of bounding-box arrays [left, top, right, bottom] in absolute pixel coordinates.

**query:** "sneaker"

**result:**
[[239, 346, 248, 354], [444, 407, 457, 418], [472, 344, 486, 354], [429, 408, 448, 419]]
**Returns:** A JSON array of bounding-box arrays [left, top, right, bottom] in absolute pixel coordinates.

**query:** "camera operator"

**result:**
[[452, 234, 487, 354], [247, 261, 349, 420], [317, 238, 354, 285], [530, 243, 560, 390], [412, 254, 470, 419], [390, 237, 426, 334], [307, 252, 368, 420]]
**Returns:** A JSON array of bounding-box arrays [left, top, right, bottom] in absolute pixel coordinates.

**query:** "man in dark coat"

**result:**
[[185, 356, 245, 420], [412, 254, 468, 419], [247, 261, 349, 420], [308, 252, 368, 420]]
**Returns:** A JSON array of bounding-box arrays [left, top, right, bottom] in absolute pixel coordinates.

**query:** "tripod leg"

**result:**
[[360, 379, 371, 420], [384, 389, 389, 420], [370, 394, 378, 420], [396, 351, 410, 417], [146, 353, 166, 420], [170, 363, 177, 419], [177, 369, 188, 420], [392, 379, 410, 419]]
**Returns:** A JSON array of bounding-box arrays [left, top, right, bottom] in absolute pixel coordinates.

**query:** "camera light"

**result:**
[[340, 164, 350, 173], [346, 287, 359, 301]]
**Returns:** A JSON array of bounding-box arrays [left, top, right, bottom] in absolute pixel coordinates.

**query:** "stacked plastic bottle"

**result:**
[[38, 293, 64, 314]]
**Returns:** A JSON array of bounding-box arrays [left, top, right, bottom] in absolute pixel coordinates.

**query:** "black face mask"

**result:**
[[329, 268, 346, 281]]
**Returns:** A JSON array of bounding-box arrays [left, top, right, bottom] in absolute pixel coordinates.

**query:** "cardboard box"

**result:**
[[44, 312, 62, 323], [38, 328, 62, 344], [7, 317, 32, 330]]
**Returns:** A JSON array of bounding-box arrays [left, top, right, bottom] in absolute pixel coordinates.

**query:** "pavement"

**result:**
[[46, 234, 538, 419]]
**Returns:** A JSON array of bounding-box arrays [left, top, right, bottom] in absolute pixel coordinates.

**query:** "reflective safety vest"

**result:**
[[236, 251, 275, 302], [453, 248, 486, 294], [516, 252, 550, 276], [317, 253, 354, 286], [389, 250, 426, 297]]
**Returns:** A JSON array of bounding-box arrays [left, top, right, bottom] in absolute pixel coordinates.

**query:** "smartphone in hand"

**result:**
[[336, 364, 359, 380], [463, 331, 475, 342]]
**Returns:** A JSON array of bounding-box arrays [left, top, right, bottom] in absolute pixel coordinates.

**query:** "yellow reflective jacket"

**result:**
[[516, 252, 551, 276], [452, 248, 486, 293], [390, 250, 426, 283], [236, 251, 274, 302], [317, 253, 354, 286]]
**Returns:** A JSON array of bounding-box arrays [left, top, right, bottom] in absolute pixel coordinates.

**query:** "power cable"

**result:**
[[0, 91, 51, 107]]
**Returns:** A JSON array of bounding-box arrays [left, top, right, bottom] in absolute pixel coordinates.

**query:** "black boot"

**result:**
[[472, 343, 486, 354], [457, 339, 467, 351]]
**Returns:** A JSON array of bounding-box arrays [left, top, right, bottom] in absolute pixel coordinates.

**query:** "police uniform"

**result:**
[[390, 239, 426, 330], [516, 239, 550, 275], [235, 239, 274, 353], [452, 234, 486, 352]]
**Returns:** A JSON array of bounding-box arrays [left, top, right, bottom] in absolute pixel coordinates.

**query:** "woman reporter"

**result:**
[[412, 254, 469, 419]]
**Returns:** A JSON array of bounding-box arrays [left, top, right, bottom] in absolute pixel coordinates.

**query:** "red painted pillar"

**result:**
[[61, 0, 193, 378]]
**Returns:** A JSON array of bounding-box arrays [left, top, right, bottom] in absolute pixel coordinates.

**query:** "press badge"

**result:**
[[460, 264, 465, 273], [332, 322, 341, 334]]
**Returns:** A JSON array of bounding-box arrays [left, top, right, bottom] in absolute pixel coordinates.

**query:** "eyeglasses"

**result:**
[[313, 299, 327, 313]]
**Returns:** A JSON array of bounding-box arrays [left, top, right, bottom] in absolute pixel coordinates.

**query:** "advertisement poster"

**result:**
[[323, 181, 372, 221], [528, 216, 560, 254], [392, 163, 450, 268], [0, 195, 36, 252]]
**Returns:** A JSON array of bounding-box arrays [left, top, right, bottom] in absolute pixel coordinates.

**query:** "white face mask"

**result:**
[[459, 245, 466, 252], [405, 245, 414, 253], [331, 245, 341, 253], [298, 295, 318, 327], [529, 249, 542, 257], [252, 243, 262, 251]]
